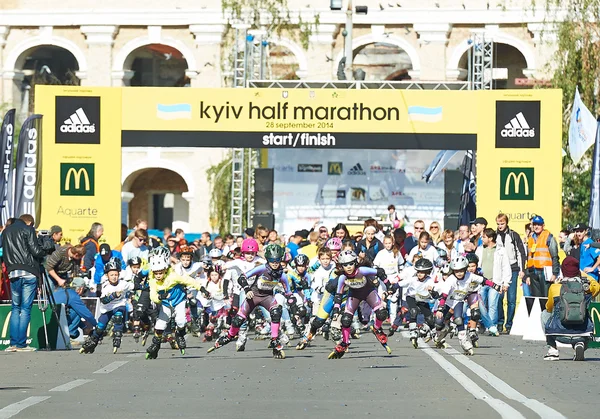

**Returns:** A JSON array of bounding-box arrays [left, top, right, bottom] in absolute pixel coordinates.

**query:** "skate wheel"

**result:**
[[145, 353, 151, 359], [180, 349, 185, 355], [467, 349, 474, 356], [411, 339, 418, 349], [473, 341, 479, 348], [328, 351, 337, 359], [295, 343, 306, 350], [278, 350, 286, 359], [113, 347, 118, 354], [207, 346, 216, 354], [385, 345, 392, 355], [79, 348, 86, 354], [443, 343, 448, 349]]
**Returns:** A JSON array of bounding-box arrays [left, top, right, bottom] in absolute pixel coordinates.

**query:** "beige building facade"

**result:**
[[0, 0, 559, 233]]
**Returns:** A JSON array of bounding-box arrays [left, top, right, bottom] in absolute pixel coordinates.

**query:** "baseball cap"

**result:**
[[574, 223, 589, 231], [244, 228, 255, 238], [531, 215, 545, 225], [50, 225, 62, 235], [70, 277, 87, 289], [99, 243, 111, 261], [471, 217, 488, 226]]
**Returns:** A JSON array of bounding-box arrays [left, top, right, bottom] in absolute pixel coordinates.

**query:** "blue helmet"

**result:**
[[531, 215, 545, 225]]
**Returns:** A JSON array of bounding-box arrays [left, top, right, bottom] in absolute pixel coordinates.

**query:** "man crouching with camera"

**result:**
[[44, 244, 87, 288], [3, 214, 51, 352], [542, 256, 599, 361]]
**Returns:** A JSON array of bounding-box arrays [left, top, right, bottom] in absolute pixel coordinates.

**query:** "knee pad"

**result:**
[[375, 308, 388, 321], [425, 315, 434, 328], [312, 317, 326, 330], [232, 315, 245, 328], [470, 308, 481, 322], [269, 305, 283, 323], [113, 312, 124, 325], [435, 317, 445, 330], [454, 316, 464, 327], [409, 308, 419, 321], [340, 312, 353, 328], [297, 306, 307, 319]]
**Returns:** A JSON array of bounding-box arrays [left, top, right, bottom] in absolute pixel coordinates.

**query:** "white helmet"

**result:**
[[338, 249, 358, 265], [149, 246, 170, 272], [450, 256, 468, 271], [208, 248, 223, 258]]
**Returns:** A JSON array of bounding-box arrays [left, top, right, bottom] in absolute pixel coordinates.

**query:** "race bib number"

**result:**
[[450, 290, 467, 301], [257, 275, 279, 291], [416, 292, 431, 302], [346, 276, 367, 289], [468, 281, 480, 292]]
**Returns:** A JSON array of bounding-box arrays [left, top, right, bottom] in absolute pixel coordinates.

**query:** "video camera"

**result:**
[[37, 230, 56, 255]]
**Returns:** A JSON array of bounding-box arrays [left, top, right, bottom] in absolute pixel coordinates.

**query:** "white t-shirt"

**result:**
[[120, 242, 149, 264], [373, 249, 401, 277], [397, 274, 435, 302], [100, 280, 134, 314], [407, 244, 439, 265]]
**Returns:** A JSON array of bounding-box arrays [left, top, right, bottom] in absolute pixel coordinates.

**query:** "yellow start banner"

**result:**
[[34, 86, 563, 241], [35, 86, 122, 247]]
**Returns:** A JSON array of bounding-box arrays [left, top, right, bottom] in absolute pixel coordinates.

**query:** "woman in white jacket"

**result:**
[[373, 236, 405, 324], [478, 228, 512, 336]]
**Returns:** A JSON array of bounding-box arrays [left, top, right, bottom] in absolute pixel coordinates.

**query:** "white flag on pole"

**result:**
[[569, 87, 597, 165]]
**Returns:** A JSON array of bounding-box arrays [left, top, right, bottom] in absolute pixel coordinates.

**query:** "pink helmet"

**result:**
[[326, 237, 343, 251], [393, 219, 400, 229], [241, 238, 259, 253]]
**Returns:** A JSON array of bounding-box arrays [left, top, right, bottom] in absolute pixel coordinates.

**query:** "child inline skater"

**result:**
[[145, 247, 209, 359], [174, 245, 204, 335], [80, 259, 133, 354], [396, 258, 436, 348], [126, 256, 155, 344], [373, 235, 405, 325], [328, 250, 392, 359], [433, 256, 501, 354], [207, 244, 294, 359], [199, 264, 231, 342], [286, 254, 312, 337]]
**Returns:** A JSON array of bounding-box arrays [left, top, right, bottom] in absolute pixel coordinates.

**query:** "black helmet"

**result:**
[[104, 260, 121, 274], [128, 256, 142, 266], [294, 254, 310, 267], [466, 253, 479, 265], [414, 258, 434, 272]]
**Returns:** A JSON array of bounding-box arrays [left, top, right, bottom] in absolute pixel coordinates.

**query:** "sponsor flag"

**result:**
[[13, 114, 43, 224], [569, 87, 597, 165], [422, 150, 458, 184], [408, 106, 443, 123], [458, 150, 476, 227], [588, 121, 600, 239], [0, 109, 15, 224]]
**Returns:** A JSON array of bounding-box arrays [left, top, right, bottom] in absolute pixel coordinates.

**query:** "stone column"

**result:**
[[80, 26, 118, 87], [305, 24, 338, 80], [413, 23, 452, 81], [527, 23, 556, 80], [189, 24, 226, 88]]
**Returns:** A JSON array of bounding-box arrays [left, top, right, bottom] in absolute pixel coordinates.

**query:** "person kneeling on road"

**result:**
[[52, 277, 97, 346], [542, 256, 599, 361]]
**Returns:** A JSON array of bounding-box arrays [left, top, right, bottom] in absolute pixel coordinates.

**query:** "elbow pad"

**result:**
[[100, 295, 113, 304], [376, 267, 387, 281], [238, 275, 249, 290]]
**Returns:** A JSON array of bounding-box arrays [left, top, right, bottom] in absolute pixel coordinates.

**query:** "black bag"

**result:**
[[559, 280, 586, 325]]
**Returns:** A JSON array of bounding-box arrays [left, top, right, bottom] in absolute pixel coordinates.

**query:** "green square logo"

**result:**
[[328, 162, 343, 175], [60, 163, 95, 196], [500, 167, 534, 200]]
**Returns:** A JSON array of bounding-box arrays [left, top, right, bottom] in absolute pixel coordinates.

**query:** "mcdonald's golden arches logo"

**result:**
[[60, 163, 95, 196], [500, 167, 534, 201], [328, 161, 343, 175]]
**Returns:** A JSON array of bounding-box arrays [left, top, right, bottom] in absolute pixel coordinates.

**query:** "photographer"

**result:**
[[542, 256, 600, 361], [50, 225, 63, 250], [2, 214, 47, 352], [44, 244, 86, 289], [52, 277, 97, 345]]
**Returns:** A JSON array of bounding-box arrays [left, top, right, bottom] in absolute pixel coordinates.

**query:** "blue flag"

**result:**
[[459, 150, 476, 227], [588, 121, 600, 238]]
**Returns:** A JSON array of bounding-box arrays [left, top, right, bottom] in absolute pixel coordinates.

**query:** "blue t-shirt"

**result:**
[[286, 242, 299, 259], [580, 238, 600, 279]]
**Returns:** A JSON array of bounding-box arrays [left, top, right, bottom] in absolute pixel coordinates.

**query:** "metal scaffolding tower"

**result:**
[[230, 148, 245, 236], [470, 32, 493, 90]]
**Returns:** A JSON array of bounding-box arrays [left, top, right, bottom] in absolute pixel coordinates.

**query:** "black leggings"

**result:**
[[406, 296, 434, 327]]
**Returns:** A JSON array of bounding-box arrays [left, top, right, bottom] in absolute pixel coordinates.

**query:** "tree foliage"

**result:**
[[542, 0, 600, 227], [206, 152, 233, 234]]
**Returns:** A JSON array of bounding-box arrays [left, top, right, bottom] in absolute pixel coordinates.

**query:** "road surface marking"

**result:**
[[49, 379, 94, 392], [444, 347, 567, 419], [93, 361, 129, 374], [0, 396, 51, 419], [127, 353, 143, 358]]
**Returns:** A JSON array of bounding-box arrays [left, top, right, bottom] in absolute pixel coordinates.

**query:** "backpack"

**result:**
[[559, 280, 587, 325]]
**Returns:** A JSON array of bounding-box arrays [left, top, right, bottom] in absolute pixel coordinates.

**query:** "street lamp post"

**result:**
[[344, 0, 354, 81]]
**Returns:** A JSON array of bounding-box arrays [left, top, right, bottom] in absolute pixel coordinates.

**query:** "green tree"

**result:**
[[206, 152, 233, 234], [542, 0, 600, 227]]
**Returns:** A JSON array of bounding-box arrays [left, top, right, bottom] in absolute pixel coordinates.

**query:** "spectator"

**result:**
[[3, 214, 48, 352], [254, 225, 269, 250], [331, 223, 350, 242], [50, 225, 63, 248], [478, 228, 512, 336], [455, 224, 470, 255], [299, 231, 319, 260], [121, 229, 149, 264], [429, 222, 442, 244], [93, 244, 125, 293], [45, 244, 86, 289], [114, 223, 129, 251], [166, 235, 179, 254], [438, 229, 457, 261], [392, 228, 408, 259], [560, 228, 579, 260], [81, 222, 103, 272], [163, 227, 173, 244], [201, 231, 213, 251], [244, 227, 255, 239], [387, 204, 400, 227], [407, 231, 438, 264], [266, 230, 278, 244], [364, 219, 385, 242], [223, 234, 236, 253], [576, 223, 600, 280], [287, 232, 302, 258], [351, 231, 364, 248], [235, 235, 244, 249], [404, 220, 425, 253], [175, 228, 185, 241], [317, 225, 329, 241], [495, 213, 527, 334], [213, 236, 224, 251], [52, 277, 97, 345], [356, 226, 383, 264], [525, 215, 560, 297], [464, 217, 487, 253], [125, 219, 148, 243]]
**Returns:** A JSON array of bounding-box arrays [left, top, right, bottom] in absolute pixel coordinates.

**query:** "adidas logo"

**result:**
[[500, 112, 535, 138], [348, 163, 366, 175], [60, 108, 96, 134]]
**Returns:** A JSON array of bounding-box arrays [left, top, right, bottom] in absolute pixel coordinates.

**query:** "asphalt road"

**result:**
[[1, 330, 597, 419]]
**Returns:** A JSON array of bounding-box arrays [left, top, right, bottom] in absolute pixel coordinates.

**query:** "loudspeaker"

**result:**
[[444, 169, 463, 215], [253, 213, 275, 230], [254, 168, 274, 214], [444, 215, 459, 231]]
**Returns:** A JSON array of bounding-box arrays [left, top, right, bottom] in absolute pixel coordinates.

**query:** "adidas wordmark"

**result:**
[[500, 112, 535, 138], [60, 108, 96, 134]]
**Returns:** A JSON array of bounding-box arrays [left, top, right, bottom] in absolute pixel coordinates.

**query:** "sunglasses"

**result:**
[[267, 258, 281, 263], [414, 227, 424, 230], [341, 261, 356, 267], [430, 226, 439, 229], [319, 229, 328, 233], [260, 235, 268, 239], [138, 238, 147, 243]]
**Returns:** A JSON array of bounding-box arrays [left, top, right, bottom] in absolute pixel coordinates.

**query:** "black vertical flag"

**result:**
[[0, 109, 15, 225]]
